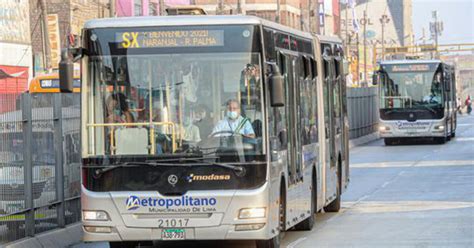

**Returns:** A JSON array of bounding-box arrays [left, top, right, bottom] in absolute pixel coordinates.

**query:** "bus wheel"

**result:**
[[294, 171, 316, 230], [384, 138, 396, 146], [256, 182, 285, 248], [109, 241, 139, 248], [324, 163, 341, 213], [435, 136, 446, 144]]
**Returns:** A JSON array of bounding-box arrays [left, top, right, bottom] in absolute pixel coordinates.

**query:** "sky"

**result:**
[[412, 0, 474, 45]]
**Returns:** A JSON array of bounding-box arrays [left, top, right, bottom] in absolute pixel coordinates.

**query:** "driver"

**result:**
[[211, 99, 255, 138]]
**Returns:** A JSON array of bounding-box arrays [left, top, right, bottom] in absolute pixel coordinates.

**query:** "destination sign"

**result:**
[[390, 64, 432, 72], [115, 30, 225, 48]]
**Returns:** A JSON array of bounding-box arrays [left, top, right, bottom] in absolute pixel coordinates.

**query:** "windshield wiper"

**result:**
[[148, 157, 245, 175], [383, 109, 403, 115], [86, 158, 245, 177], [84, 162, 161, 177], [418, 105, 437, 114]]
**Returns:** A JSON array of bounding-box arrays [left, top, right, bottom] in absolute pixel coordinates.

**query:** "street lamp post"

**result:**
[[379, 14, 390, 60], [430, 11, 443, 59], [362, 10, 367, 85]]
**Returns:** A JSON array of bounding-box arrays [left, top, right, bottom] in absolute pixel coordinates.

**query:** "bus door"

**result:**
[[279, 51, 303, 186], [333, 51, 347, 188], [321, 44, 337, 200]]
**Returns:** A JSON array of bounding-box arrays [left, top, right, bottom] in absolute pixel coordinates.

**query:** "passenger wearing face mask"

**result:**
[[105, 93, 134, 123], [182, 111, 201, 144], [211, 99, 255, 138]]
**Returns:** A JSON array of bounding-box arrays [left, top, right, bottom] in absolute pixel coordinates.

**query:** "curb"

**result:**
[[349, 132, 380, 148], [3, 223, 83, 248]]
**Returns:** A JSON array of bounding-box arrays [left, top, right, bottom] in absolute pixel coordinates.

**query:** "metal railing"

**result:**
[[347, 87, 379, 139], [0, 93, 81, 244]]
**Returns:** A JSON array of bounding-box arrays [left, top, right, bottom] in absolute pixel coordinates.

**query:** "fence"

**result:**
[[347, 87, 379, 139], [0, 93, 81, 245]]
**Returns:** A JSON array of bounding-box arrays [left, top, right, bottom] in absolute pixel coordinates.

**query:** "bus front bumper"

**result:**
[[378, 119, 446, 138], [81, 183, 277, 242]]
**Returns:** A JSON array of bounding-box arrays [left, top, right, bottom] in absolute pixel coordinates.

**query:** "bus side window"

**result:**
[[298, 56, 312, 145], [333, 59, 341, 118]]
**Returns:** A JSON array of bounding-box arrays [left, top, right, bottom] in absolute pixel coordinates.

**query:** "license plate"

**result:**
[[161, 229, 185, 240]]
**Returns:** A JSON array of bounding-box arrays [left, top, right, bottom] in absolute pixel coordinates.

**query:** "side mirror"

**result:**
[[268, 63, 284, 107], [59, 49, 74, 93], [372, 73, 379, 85]]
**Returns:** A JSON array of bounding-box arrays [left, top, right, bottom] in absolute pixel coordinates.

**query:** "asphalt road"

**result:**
[[75, 114, 474, 248]]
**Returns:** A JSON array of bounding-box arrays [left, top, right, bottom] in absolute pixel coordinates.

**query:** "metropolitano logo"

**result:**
[[126, 195, 141, 210], [125, 195, 217, 211]]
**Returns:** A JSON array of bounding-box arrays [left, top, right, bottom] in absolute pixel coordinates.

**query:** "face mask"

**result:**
[[227, 111, 238, 120], [113, 108, 121, 116]]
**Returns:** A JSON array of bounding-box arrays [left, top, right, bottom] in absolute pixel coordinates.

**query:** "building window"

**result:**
[[149, 2, 158, 16], [134, 0, 143, 16]]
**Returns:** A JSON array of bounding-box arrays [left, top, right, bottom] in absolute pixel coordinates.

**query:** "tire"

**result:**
[[384, 138, 395, 146], [256, 235, 281, 248], [294, 172, 316, 231], [256, 184, 285, 248], [324, 163, 341, 213], [109, 241, 139, 248], [435, 136, 446, 144]]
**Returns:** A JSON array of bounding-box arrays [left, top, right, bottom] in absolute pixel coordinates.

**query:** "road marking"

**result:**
[[351, 160, 473, 168], [342, 201, 474, 214], [381, 182, 390, 188], [458, 123, 473, 126], [287, 237, 307, 248], [454, 137, 474, 142]]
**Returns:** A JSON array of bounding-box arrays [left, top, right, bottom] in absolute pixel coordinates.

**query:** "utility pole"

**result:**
[[308, 0, 312, 32], [430, 11, 443, 59], [237, 0, 242, 14], [109, 0, 115, 17], [356, 32, 360, 85], [300, 3, 304, 30], [159, 0, 166, 15], [217, 0, 224, 15], [276, 0, 281, 23], [345, 1, 349, 55], [315, 0, 320, 34], [39, 0, 51, 72], [362, 10, 367, 85], [380, 14, 390, 60]]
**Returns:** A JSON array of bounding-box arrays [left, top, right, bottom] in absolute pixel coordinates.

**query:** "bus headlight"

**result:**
[[239, 208, 266, 219], [379, 126, 390, 132], [434, 125, 445, 130], [83, 210, 110, 221]]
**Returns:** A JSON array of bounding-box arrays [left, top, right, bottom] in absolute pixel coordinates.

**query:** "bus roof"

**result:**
[[84, 15, 341, 43], [380, 60, 442, 65]]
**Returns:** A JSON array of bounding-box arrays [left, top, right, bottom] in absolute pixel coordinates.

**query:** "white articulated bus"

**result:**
[[374, 60, 457, 145], [59, 15, 349, 248]]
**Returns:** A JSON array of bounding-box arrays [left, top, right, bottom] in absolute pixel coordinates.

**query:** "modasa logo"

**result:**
[[186, 173, 231, 182], [125, 195, 217, 211]]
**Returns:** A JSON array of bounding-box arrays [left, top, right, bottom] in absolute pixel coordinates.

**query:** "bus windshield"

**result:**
[[84, 25, 265, 161], [379, 63, 443, 110]]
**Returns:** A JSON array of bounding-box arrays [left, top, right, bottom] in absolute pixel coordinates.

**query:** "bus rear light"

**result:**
[[239, 208, 266, 219], [235, 223, 265, 231], [83, 210, 110, 221], [84, 226, 112, 233]]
